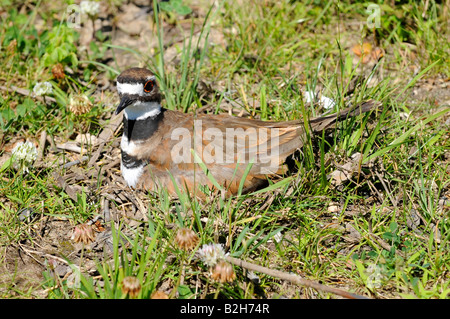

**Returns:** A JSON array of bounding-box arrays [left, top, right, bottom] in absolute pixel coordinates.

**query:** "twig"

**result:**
[[366, 179, 385, 203], [102, 197, 111, 222], [63, 156, 89, 169], [46, 134, 58, 153], [0, 84, 56, 104], [88, 113, 122, 167], [56, 142, 87, 154], [225, 256, 369, 299], [52, 172, 79, 201], [374, 170, 398, 207], [367, 233, 407, 259], [14, 243, 46, 267], [88, 143, 105, 168], [17, 243, 70, 267], [132, 193, 149, 222], [36, 130, 47, 162]]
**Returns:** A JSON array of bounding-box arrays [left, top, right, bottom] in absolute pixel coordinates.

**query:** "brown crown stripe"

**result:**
[[117, 68, 156, 84]]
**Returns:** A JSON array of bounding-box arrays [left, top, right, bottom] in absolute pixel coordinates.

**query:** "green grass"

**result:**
[[1, 0, 450, 299]]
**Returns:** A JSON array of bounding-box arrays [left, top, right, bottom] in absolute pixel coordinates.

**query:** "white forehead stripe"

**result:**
[[117, 82, 144, 96], [116, 75, 156, 96]]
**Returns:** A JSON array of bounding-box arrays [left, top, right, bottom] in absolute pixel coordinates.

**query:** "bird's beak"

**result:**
[[115, 94, 135, 115]]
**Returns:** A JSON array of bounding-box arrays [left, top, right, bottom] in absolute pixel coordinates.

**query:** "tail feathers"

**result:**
[[311, 99, 381, 132], [339, 99, 381, 119]]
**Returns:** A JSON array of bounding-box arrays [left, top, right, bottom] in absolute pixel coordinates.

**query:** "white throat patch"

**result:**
[[124, 101, 161, 121], [121, 161, 145, 188]]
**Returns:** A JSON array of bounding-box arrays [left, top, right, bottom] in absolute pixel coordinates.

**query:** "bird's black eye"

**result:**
[[144, 80, 154, 93]]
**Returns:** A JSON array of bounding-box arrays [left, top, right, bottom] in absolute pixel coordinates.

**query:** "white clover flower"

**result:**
[[80, 1, 100, 17], [273, 231, 283, 243], [197, 243, 227, 267], [304, 90, 316, 104], [68, 94, 93, 115], [319, 95, 336, 110], [33, 81, 53, 96], [11, 141, 37, 172], [304, 90, 335, 110]]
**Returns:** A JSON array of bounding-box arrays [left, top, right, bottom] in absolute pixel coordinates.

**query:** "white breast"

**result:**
[[121, 161, 145, 188], [121, 135, 140, 156]]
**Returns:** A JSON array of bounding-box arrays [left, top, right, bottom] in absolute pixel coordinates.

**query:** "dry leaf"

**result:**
[[329, 153, 362, 186], [352, 42, 372, 56], [352, 42, 383, 64]]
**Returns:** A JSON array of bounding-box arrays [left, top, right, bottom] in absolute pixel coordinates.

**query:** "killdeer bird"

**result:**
[[115, 67, 379, 197]]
